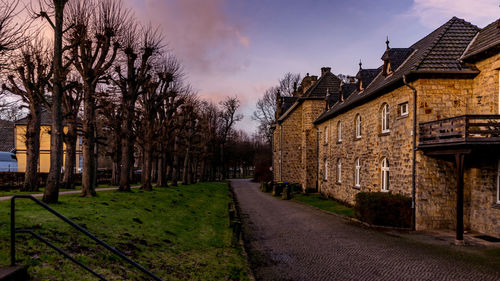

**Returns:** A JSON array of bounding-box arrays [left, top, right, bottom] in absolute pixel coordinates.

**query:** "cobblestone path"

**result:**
[[231, 179, 500, 281]]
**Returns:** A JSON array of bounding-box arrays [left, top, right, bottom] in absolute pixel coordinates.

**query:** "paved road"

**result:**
[[231, 179, 500, 281]]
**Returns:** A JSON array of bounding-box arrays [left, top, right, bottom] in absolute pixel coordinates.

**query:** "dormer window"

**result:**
[[383, 60, 392, 76], [358, 80, 363, 92]]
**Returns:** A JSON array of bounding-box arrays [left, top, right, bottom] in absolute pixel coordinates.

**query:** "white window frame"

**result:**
[[324, 126, 328, 144], [400, 102, 408, 116], [381, 157, 389, 192], [337, 121, 342, 142], [354, 158, 361, 187], [355, 114, 362, 138], [337, 158, 342, 183], [324, 158, 328, 181], [381, 103, 390, 133]]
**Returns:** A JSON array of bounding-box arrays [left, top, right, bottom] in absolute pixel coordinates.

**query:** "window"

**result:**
[[354, 158, 361, 187], [79, 154, 83, 173], [79, 136, 83, 147], [324, 126, 328, 144], [399, 102, 408, 116], [324, 159, 328, 181], [337, 121, 342, 142], [355, 114, 362, 138], [381, 103, 390, 133], [381, 157, 390, 191], [337, 158, 342, 183]]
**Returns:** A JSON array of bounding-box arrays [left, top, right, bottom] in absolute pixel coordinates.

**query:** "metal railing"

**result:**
[[419, 115, 500, 147], [10, 195, 164, 281]]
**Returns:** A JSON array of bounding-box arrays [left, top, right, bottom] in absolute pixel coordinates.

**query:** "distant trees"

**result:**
[[0, 0, 254, 202]]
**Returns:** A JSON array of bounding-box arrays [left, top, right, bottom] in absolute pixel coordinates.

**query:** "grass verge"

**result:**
[[292, 193, 355, 217], [0, 182, 249, 280]]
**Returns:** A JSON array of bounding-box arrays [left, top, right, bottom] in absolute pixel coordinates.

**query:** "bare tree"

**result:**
[[31, 0, 71, 203], [253, 72, 301, 144], [66, 0, 128, 197], [218, 96, 243, 180], [0, 0, 24, 68], [111, 22, 162, 191], [2, 39, 51, 191], [61, 74, 83, 188]]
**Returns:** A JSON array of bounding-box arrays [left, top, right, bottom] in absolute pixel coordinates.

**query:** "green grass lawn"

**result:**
[[0, 182, 249, 280], [292, 193, 355, 217]]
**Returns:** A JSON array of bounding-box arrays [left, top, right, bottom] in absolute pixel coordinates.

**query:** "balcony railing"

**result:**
[[419, 115, 500, 148]]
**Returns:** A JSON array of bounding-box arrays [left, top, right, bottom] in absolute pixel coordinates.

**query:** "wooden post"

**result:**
[[455, 153, 465, 243]]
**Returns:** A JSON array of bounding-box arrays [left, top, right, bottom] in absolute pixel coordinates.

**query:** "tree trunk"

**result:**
[[171, 136, 179, 186], [81, 87, 96, 197], [22, 107, 41, 191], [182, 144, 190, 185], [200, 158, 206, 182], [190, 157, 197, 184], [157, 151, 167, 187], [141, 136, 153, 191], [62, 120, 77, 189], [111, 130, 121, 185], [119, 102, 134, 191], [43, 0, 66, 204], [151, 154, 157, 183]]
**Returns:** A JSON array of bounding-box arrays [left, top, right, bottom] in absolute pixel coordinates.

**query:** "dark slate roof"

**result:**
[[315, 17, 480, 124], [381, 48, 414, 71], [15, 108, 52, 125], [0, 120, 14, 152], [278, 70, 342, 122], [303, 71, 341, 98], [281, 96, 298, 114], [357, 68, 381, 88], [462, 19, 500, 61]]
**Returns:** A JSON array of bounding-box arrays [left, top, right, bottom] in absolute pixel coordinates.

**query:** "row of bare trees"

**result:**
[[0, 0, 247, 203]]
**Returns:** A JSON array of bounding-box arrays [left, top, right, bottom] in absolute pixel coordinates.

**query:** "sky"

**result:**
[[124, 0, 500, 134]]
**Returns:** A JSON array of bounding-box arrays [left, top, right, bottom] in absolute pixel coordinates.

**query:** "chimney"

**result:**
[[321, 67, 331, 76], [310, 75, 318, 81], [275, 90, 282, 120]]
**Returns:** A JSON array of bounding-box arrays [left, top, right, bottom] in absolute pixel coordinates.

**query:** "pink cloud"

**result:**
[[126, 0, 250, 75]]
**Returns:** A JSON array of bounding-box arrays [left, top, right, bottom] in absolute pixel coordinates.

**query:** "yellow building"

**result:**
[[15, 110, 83, 173]]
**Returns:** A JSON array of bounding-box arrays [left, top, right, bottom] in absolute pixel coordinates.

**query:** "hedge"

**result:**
[[354, 192, 412, 228]]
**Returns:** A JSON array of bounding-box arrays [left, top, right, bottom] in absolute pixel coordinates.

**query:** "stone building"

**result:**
[[273, 17, 500, 240]]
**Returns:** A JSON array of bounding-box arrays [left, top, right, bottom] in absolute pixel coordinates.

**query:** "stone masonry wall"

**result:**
[[302, 100, 327, 191]]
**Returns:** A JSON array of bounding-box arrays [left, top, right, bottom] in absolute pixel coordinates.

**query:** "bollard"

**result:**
[[229, 208, 236, 227], [231, 221, 242, 247]]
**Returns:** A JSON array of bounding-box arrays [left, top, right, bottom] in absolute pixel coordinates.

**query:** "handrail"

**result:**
[[10, 195, 164, 281]]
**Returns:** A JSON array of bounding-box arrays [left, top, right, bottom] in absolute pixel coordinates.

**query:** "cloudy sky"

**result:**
[[124, 0, 499, 133]]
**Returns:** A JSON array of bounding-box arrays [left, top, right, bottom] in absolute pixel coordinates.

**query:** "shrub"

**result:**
[[354, 192, 412, 228]]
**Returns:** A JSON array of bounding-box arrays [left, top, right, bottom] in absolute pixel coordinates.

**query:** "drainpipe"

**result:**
[[403, 75, 417, 231], [280, 124, 283, 182], [316, 127, 319, 192]]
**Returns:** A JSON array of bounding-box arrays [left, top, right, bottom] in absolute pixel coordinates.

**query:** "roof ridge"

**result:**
[[413, 17, 456, 70]]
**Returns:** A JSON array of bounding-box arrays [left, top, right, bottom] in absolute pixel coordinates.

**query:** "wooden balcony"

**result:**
[[419, 115, 500, 149]]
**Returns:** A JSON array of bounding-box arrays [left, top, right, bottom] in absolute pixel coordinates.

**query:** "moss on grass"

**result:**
[[0, 182, 249, 280]]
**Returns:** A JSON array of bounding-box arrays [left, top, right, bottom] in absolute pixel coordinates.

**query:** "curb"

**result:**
[[227, 181, 256, 281]]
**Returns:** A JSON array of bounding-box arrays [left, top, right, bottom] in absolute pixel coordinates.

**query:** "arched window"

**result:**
[[324, 126, 328, 144], [355, 114, 362, 139], [337, 121, 342, 142], [381, 103, 390, 133], [381, 157, 390, 191], [336, 158, 342, 183], [354, 158, 361, 187], [324, 158, 328, 180]]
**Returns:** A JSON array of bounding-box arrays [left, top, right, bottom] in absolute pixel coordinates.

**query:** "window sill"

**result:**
[[352, 185, 360, 190], [335, 181, 341, 185], [337, 140, 342, 144], [492, 203, 500, 210], [379, 132, 390, 137], [396, 115, 408, 120], [381, 189, 389, 193], [354, 136, 361, 141]]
